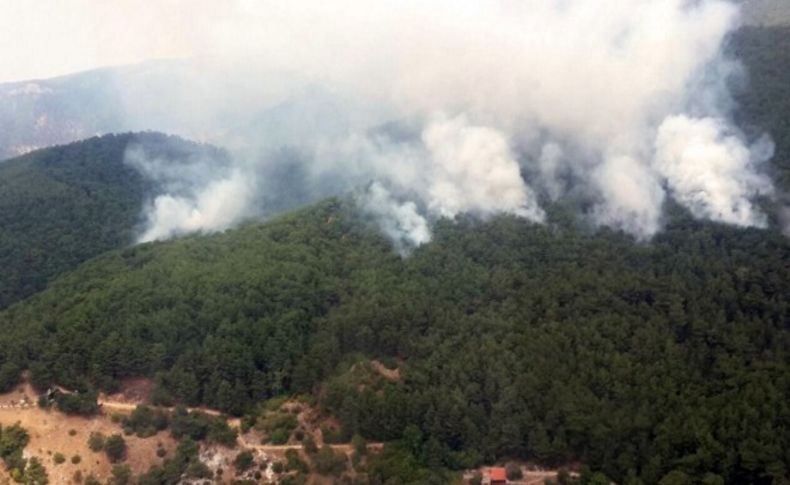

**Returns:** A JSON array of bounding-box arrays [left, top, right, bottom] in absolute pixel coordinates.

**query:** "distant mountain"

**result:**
[[0, 60, 363, 161], [0, 132, 226, 308], [0, 69, 125, 159]]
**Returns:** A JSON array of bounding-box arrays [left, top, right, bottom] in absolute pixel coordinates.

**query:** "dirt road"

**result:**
[[97, 399, 223, 417], [237, 431, 384, 454]]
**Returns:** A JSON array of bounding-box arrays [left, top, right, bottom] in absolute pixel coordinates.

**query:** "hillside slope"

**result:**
[[0, 133, 226, 308], [0, 199, 787, 483]]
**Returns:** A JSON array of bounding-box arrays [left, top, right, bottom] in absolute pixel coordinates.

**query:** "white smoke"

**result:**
[[654, 115, 774, 227], [354, 115, 544, 248], [360, 182, 431, 253], [422, 115, 545, 222], [102, 0, 778, 246], [138, 171, 253, 242], [592, 155, 666, 239], [124, 144, 254, 242]]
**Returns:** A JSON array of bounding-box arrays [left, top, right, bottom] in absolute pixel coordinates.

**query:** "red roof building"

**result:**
[[489, 467, 507, 484]]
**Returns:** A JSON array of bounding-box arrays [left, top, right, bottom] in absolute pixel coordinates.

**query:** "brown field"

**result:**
[[0, 381, 382, 484], [0, 382, 176, 484], [0, 378, 565, 484]]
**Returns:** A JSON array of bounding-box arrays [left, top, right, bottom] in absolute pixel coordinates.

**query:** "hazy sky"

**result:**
[[0, 0, 223, 83]]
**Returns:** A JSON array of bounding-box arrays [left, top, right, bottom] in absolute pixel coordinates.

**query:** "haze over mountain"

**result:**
[[3, 1, 789, 249]]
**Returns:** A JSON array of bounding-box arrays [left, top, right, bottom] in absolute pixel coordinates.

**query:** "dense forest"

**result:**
[[0, 198, 786, 484], [0, 23, 787, 485], [0, 132, 225, 308]]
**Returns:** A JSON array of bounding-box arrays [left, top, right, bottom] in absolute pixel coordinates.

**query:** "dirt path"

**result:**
[[97, 399, 223, 417], [96, 397, 387, 454], [519, 470, 564, 485], [236, 431, 384, 454]]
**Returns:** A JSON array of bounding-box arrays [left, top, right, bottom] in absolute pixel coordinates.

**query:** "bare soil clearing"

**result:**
[[0, 382, 177, 484], [0, 381, 382, 484], [0, 380, 568, 484]]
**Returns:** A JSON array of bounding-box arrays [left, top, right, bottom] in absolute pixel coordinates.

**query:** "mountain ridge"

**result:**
[[0, 132, 226, 309]]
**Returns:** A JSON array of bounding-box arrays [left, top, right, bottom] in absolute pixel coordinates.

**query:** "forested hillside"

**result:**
[[0, 199, 786, 484], [0, 133, 225, 308]]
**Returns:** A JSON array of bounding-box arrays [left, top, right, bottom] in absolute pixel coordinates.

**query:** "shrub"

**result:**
[[156, 447, 167, 458], [312, 445, 346, 476], [207, 419, 238, 447], [55, 390, 99, 416], [0, 422, 30, 458], [234, 450, 254, 473], [111, 464, 132, 485], [557, 468, 572, 485], [125, 405, 169, 438], [104, 434, 127, 463], [25, 456, 48, 484], [506, 463, 523, 480], [68, 429, 77, 436], [185, 460, 212, 479], [269, 428, 290, 445], [263, 397, 287, 412], [321, 425, 346, 444], [71, 454, 81, 464], [256, 412, 298, 436], [285, 449, 309, 474], [88, 432, 105, 452], [72, 470, 83, 483], [53, 452, 66, 464], [303, 435, 318, 455], [84, 473, 101, 485], [240, 414, 256, 434], [352, 434, 367, 456], [171, 407, 232, 444]]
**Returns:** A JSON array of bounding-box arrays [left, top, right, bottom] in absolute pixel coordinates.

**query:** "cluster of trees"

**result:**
[[87, 431, 127, 463], [137, 438, 211, 485], [0, 132, 227, 309], [0, 422, 48, 484], [0, 197, 785, 483], [112, 404, 236, 446], [52, 389, 100, 415]]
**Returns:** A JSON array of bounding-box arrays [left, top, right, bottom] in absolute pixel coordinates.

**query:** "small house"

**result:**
[[489, 467, 507, 485]]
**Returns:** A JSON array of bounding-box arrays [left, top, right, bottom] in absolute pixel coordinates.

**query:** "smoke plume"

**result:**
[[112, 0, 778, 247]]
